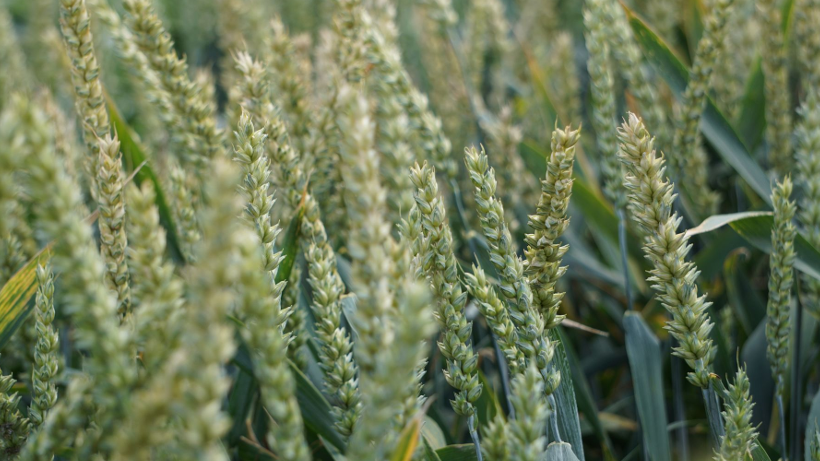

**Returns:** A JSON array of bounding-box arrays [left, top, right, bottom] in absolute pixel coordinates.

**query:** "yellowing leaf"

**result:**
[[0, 246, 51, 349], [391, 416, 422, 461]]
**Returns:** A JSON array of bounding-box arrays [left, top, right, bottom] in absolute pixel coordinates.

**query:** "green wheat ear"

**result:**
[[60, 0, 133, 317], [766, 176, 796, 396], [302, 191, 362, 438], [668, 0, 734, 217], [617, 112, 715, 388], [465, 145, 560, 394], [715, 367, 758, 461], [584, 0, 624, 208], [508, 363, 550, 461], [797, 88, 820, 319], [0, 364, 31, 458], [811, 424, 820, 461], [410, 161, 481, 417], [30, 260, 59, 431], [525, 124, 581, 330], [22, 95, 133, 459], [759, 0, 793, 177]]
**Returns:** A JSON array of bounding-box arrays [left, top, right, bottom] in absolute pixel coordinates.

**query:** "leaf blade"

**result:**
[[623, 312, 672, 461], [391, 416, 422, 461], [549, 328, 585, 461]]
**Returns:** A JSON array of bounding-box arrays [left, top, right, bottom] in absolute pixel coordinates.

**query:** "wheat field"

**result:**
[[0, 0, 819, 460]]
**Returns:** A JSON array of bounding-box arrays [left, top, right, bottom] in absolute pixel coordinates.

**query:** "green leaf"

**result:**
[[622, 312, 672, 461], [230, 343, 345, 452], [549, 328, 585, 461], [391, 416, 422, 461], [735, 59, 765, 152], [543, 442, 581, 461], [227, 363, 258, 446], [236, 439, 275, 461], [560, 326, 616, 460], [107, 98, 184, 262], [275, 204, 305, 284], [421, 416, 447, 451], [0, 247, 50, 350], [806, 390, 820, 461], [519, 44, 558, 128], [694, 229, 747, 281], [723, 249, 766, 334], [435, 444, 478, 461], [686, 211, 772, 237], [687, 213, 820, 282], [473, 370, 501, 427], [563, 232, 629, 293], [289, 359, 346, 451], [742, 322, 775, 435], [624, 6, 773, 205], [752, 442, 773, 461], [422, 437, 444, 461]]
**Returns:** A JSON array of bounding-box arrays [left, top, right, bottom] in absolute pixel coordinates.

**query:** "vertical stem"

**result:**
[[671, 344, 689, 461], [696, 357, 724, 448], [491, 332, 515, 417], [468, 414, 483, 461], [548, 394, 563, 443], [617, 209, 633, 311], [790, 287, 803, 461], [777, 390, 788, 461]]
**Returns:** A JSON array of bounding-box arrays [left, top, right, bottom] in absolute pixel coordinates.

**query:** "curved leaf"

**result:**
[[686, 211, 772, 237], [473, 370, 501, 427], [543, 442, 581, 461], [624, 6, 773, 205], [686, 213, 820, 281], [421, 416, 447, 451]]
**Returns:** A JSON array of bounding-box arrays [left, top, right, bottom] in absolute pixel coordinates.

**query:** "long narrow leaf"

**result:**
[[623, 312, 672, 461], [550, 328, 585, 461], [561, 326, 616, 460]]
